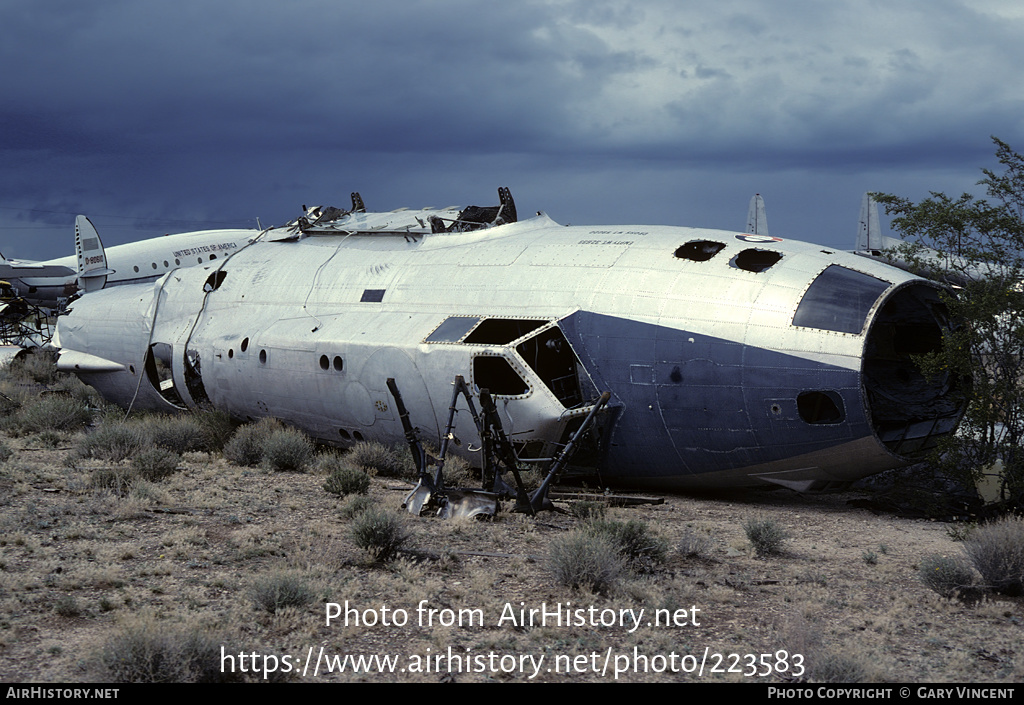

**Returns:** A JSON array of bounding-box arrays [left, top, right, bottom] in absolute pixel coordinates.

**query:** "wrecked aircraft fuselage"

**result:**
[[55, 200, 966, 491]]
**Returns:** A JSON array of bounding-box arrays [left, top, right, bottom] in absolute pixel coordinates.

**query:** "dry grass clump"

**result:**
[[963, 515, 1024, 596], [340, 495, 376, 519], [547, 529, 623, 594], [350, 508, 410, 562], [678, 527, 714, 559], [89, 466, 138, 495], [95, 614, 243, 683], [744, 516, 788, 557], [250, 571, 316, 614], [809, 650, 870, 683], [569, 501, 607, 521]]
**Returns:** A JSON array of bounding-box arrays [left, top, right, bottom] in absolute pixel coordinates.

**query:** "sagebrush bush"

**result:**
[[744, 517, 788, 557], [12, 395, 91, 434], [964, 515, 1024, 596], [75, 423, 148, 462], [547, 529, 623, 594], [585, 519, 668, 570], [323, 463, 371, 496], [141, 411, 234, 453], [350, 508, 409, 561], [54, 594, 82, 618], [919, 554, 980, 602], [130, 447, 181, 482], [222, 418, 283, 467], [261, 428, 313, 472], [347, 441, 412, 478], [5, 350, 61, 385], [250, 572, 316, 614], [96, 617, 241, 683]]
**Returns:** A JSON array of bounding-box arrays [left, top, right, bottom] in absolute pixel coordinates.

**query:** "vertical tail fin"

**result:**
[[75, 215, 114, 292], [856, 193, 882, 252], [746, 194, 769, 236]]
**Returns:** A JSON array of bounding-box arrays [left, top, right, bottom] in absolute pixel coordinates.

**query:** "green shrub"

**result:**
[[964, 515, 1024, 596], [222, 418, 283, 467], [261, 428, 313, 472], [347, 441, 412, 478], [350, 508, 409, 562], [250, 572, 316, 614], [585, 519, 668, 571], [547, 529, 623, 594], [919, 554, 981, 602], [743, 517, 788, 557], [130, 447, 181, 482], [323, 463, 371, 496]]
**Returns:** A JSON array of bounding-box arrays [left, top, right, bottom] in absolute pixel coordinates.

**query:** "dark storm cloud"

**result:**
[[1, 0, 1023, 259]]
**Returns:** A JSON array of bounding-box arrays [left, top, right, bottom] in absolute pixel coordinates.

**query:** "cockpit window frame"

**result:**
[[792, 265, 891, 335]]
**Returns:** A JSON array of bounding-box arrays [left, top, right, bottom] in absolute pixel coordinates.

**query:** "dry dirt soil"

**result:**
[[1, 431, 1021, 684]]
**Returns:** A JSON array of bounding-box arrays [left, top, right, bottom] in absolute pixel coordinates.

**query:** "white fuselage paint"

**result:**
[[56, 213, 962, 489]]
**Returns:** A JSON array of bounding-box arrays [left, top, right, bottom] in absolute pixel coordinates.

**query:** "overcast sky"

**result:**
[[2, 0, 1022, 260]]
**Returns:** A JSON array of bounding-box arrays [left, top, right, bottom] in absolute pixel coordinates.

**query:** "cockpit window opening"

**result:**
[[425, 316, 479, 343], [464, 318, 547, 345], [793, 265, 890, 334], [473, 355, 530, 396]]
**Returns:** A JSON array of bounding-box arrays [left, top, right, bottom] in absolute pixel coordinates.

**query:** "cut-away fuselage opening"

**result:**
[[862, 283, 966, 458]]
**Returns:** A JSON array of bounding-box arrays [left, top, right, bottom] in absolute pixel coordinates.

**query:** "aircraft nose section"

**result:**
[[861, 282, 966, 458]]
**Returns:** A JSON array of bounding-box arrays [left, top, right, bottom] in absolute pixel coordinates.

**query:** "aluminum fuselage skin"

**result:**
[[56, 213, 961, 490]]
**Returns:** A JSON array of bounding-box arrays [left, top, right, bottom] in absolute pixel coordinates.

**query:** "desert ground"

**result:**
[[0, 352, 1020, 684]]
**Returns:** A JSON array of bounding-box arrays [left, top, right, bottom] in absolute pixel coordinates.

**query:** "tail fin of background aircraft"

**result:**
[[746, 194, 769, 236], [856, 193, 883, 253], [75, 216, 115, 293]]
